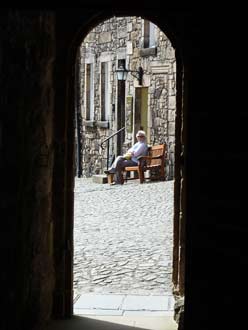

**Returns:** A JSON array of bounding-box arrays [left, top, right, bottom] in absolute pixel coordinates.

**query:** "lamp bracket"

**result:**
[[116, 65, 144, 86]]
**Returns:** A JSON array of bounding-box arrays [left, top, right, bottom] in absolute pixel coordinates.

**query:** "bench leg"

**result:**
[[138, 168, 144, 183], [107, 174, 114, 184], [160, 166, 166, 180]]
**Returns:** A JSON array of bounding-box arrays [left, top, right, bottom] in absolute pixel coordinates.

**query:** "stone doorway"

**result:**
[[134, 87, 148, 140], [56, 12, 185, 330]]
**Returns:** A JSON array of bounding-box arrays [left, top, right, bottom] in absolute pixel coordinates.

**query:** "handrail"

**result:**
[[100, 126, 125, 149], [100, 126, 125, 170]]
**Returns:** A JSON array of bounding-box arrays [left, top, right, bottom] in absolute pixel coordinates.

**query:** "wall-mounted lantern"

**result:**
[[116, 64, 143, 86]]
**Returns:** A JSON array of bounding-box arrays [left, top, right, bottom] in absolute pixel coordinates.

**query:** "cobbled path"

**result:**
[[73, 178, 174, 299]]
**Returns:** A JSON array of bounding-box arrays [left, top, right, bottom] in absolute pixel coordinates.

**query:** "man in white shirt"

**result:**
[[104, 130, 148, 185]]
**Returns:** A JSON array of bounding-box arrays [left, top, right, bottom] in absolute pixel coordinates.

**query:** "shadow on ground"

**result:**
[[45, 315, 177, 330]]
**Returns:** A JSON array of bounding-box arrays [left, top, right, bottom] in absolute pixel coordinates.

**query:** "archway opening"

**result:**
[[71, 14, 184, 330]]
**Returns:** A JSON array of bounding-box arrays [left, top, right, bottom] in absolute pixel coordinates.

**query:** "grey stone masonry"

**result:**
[[78, 16, 176, 179]]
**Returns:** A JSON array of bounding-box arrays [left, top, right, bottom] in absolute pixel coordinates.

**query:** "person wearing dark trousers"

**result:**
[[104, 130, 148, 185]]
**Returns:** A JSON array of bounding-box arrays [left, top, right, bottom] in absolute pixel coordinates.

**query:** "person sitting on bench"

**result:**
[[104, 130, 148, 185]]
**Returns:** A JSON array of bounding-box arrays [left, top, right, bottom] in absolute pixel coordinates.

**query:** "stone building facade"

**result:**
[[78, 16, 176, 179]]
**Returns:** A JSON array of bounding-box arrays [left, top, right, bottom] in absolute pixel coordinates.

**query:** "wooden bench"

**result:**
[[124, 143, 167, 184]]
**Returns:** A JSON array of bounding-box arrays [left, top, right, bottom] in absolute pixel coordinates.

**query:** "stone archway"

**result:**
[[52, 10, 186, 326]]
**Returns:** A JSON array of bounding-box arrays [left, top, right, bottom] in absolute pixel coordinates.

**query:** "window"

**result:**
[[118, 59, 125, 70], [85, 63, 94, 120], [144, 20, 156, 48], [100, 62, 109, 121]]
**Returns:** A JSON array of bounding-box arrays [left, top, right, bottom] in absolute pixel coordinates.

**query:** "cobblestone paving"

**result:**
[[73, 178, 174, 299]]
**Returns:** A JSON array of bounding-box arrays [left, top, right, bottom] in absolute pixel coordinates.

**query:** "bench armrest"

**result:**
[[137, 155, 163, 161]]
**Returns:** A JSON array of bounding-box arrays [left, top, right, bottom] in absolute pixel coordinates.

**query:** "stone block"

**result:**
[[99, 32, 112, 43], [92, 174, 108, 184]]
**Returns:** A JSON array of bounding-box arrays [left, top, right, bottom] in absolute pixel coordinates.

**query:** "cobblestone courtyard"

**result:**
[[73, 178, 174, 300]]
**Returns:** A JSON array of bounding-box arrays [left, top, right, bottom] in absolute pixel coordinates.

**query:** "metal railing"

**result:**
[[100, 126, 125, 170]]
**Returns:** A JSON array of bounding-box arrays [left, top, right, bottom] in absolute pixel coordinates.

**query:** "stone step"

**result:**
[[74, 293, 175, 316], [92, 174, 108, 184]]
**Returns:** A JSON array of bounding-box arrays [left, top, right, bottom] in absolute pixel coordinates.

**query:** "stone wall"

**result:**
[[1, 11, 56, 329], [78, 16, 176, 179]]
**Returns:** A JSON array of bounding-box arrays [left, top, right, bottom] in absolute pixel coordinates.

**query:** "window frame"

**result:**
[[85, 62, 94, 121]]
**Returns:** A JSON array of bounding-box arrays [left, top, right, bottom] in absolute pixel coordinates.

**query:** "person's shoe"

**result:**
[[110, 181, 122, 185], [104, 169, 115, 175]]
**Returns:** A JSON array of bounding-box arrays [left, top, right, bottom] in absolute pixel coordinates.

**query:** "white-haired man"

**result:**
[[104, 130, 148, 185]]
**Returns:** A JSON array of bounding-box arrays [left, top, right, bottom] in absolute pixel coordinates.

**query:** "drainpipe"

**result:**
[[75, 50, 82, 178], [75, 109, 82, 178]]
